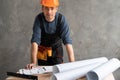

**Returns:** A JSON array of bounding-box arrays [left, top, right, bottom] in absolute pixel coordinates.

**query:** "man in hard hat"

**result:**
[[26, 0, 75, 69]]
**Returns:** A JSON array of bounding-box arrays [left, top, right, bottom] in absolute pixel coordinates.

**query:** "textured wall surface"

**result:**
[[0, 0, 120, 80]]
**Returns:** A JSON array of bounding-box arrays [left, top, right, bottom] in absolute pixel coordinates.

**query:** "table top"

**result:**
[[6, 73, 86, 80]]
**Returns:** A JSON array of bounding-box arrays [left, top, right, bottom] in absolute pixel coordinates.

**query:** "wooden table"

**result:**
[[6, 73, 86, 80]]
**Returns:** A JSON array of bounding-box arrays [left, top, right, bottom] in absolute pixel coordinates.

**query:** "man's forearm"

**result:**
[[31, 42, 38, 64], [65, 44, 75, 62]]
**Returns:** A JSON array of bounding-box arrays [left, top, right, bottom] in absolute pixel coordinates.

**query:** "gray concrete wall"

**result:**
[[0, 0, 120, 79]]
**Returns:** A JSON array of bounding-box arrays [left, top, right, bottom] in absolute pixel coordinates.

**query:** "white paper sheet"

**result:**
[[51, 62, 103, 80], [19, 66, 53, 75], [86, 58, 120, 80], [53, 57, 108, 73], [103, 73, 115, 80]]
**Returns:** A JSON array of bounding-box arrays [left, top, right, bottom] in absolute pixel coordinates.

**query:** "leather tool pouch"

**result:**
[[37, 46, 52, 61]]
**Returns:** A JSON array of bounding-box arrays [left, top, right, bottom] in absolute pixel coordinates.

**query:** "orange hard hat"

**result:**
[[40, 0, 59, 7]]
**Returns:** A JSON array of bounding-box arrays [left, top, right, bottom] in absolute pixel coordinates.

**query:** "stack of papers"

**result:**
[[19, 66, 53, 75]]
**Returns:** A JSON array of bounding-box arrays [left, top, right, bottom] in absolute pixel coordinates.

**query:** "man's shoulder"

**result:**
[[56, 12, 63, 17], [36, 12, 43, 18], [56, 13, 66, 24]]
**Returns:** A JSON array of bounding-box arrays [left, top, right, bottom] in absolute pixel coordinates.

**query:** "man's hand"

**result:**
[[25, 63, 36, 69]]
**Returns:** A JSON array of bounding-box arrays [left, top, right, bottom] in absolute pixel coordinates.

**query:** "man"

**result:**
[[26, 0, 75, 69]]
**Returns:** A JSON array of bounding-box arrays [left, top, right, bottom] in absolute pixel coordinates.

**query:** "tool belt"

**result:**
[[37, 46, 52, 61]]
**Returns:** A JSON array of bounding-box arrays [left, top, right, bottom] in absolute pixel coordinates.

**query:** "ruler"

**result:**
[[7, 72, 38, 80]]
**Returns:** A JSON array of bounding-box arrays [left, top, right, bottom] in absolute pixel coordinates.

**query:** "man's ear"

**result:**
[[56, 7, 58, 12], [57, 7, 58, 10], [41, 6, 44, 12]]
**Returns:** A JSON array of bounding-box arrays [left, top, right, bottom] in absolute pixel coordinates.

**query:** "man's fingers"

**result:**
[[25, 63, 36, 69], [25, 64, 32, 69]]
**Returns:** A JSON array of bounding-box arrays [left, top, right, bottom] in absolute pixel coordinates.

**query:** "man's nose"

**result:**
[[48, 9, 52, 14]]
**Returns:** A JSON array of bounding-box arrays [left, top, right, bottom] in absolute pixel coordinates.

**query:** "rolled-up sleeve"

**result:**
[[31, 16, 41, 45], [60, 15, 72, 45]]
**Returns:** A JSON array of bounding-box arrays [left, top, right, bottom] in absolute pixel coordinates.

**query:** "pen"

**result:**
[[43, 67, 46, 71]]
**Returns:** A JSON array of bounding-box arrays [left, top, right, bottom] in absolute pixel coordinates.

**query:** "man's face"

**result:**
[[42, 6, 58, 22]]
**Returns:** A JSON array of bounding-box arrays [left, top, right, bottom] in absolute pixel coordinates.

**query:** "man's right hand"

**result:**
[[25, 63, 36, 69]]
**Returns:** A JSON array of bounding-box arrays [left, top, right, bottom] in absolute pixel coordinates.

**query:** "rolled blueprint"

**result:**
[[51, 63, 103, 80], [86, 58, 120, 80], [103, 73, 115, 80], [53, 57, 108, 73]]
